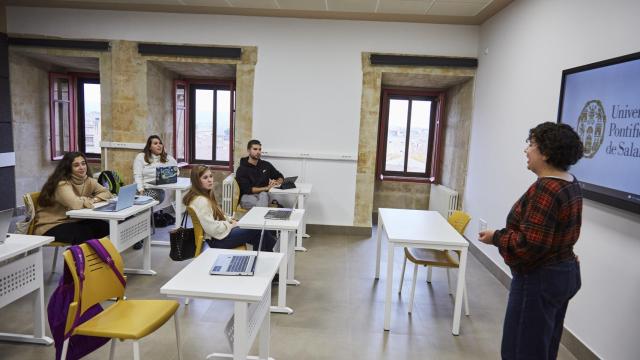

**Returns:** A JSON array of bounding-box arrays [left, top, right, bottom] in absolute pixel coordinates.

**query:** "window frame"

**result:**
[[76, 75, 101, 159], [49, 73, 76, 161], [48, 72, 101, 161], [173, 80, 189, 164], [175, 78, 235, 170], [376, 88, 445, 183]]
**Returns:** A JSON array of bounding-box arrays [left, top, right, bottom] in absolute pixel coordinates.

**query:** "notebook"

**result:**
[[210, 223, 266, 276], [94, 184, 137, 212], [264, 209, 293, 220], [146, 166, 179, 186], [0, 208, 12, 244]]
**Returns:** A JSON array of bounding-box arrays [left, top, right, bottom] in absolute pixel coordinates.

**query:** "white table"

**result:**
[[145, 177, 192, 246], [66, 200, 159, 275], [161, 249, 282, 360], [270, 183, 312, 251], [375, 208, 469, 335], [237, 207, 304, 314], [0, 234, 54, 345]]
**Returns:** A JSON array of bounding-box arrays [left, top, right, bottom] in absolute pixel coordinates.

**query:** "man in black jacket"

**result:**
[[236, 139, 284, 209]]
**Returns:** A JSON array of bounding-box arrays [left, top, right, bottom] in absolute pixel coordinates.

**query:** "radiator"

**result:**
[[221, 174, 235, 217], [429, 184, 459, 218]]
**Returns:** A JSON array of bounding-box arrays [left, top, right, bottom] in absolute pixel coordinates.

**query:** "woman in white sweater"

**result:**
[[183, 165, 276, 250], [133, 135, 178, 199]]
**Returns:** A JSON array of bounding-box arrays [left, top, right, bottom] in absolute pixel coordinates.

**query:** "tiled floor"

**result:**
[[0, 225, 578, 360]]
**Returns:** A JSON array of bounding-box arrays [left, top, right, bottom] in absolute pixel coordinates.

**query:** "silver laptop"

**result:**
[[0, 208, 12, 244], [94, 184, 137, 212], [210, 223, 266, 276], [264, 209, 293, 220]]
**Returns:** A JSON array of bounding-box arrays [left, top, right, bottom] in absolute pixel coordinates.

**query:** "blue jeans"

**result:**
[[207, 228, 276, 252], [502, 259, 581, 360]]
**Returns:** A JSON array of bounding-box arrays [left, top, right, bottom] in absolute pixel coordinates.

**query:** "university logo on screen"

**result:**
[[576, 100, 640, 158]]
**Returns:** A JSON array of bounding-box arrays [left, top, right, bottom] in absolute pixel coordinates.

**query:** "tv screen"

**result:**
[[558, 51, 640, 214]]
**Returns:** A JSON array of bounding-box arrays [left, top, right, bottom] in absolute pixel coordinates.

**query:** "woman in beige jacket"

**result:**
[[34, 152, 112, 244]]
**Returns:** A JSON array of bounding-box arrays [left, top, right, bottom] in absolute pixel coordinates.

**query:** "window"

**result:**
[[174, 80, 235, 168], [49, 73, 101, 160], [377, 88, 444, 182]]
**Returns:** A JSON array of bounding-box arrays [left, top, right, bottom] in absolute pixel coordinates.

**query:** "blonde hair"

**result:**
[[182, 165, 226, 220]]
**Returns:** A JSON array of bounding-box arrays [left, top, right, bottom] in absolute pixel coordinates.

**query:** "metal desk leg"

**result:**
[[375, 212, 384, 279], [286, 230, 299, 286], [295, 193, 307, 252], [383, 243, 395, 331], [452, 247, 468, 336], [271, 230, 293, 314], [118, 214, 156, 276]]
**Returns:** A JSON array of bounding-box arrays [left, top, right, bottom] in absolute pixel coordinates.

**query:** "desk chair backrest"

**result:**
[[447, 211, 471, 235], [23, 191, 40, 235], [62, 237, 126, 334], [186, 206, 206, 257]]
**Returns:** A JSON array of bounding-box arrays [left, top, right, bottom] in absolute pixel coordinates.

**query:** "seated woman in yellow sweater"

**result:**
[[183, 165, 276, 251], [33, 152, 112, 244]]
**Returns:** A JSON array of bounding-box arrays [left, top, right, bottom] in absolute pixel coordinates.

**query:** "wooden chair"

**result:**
[[399, 210, 472, 315], [60, 237, 181, 360], [24, 192, 68, 273]]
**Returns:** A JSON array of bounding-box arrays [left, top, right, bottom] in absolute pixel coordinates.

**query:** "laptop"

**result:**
[[277, 176, 298, 190], [264, 209, 293, 220], [94, 184, 137, 212], [146, 166, 179, 185], [210, 223, 266, 276], [0, 208, 12, 244]]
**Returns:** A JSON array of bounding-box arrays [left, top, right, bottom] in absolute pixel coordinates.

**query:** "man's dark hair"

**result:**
[[247, 139, 261, 150], [528, 122, 584, 171]]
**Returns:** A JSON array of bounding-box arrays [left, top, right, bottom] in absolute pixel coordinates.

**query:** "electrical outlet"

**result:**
[[479, 218, 488, 233]]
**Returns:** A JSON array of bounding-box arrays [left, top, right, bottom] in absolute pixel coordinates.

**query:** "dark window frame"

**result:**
[[48, 72, 101, 161], [175, 78, 235, 170], [173, 80, 188, 164], [76, 75, 101, 159], [376, 88, 445, 183]]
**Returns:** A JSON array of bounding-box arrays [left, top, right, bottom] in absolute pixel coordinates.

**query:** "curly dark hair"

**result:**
[[528, 122, 584, 171], [39, 152, 92, 207]]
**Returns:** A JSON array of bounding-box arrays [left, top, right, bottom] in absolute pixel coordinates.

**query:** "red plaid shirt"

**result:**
[[492, 177, 582, 274]]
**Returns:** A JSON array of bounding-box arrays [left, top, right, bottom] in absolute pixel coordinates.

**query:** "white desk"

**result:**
[[270, 183, 312, 251], [145, 177, 191, 242], [161, 249, 282, 360], [375, 208, 469, 335], [237, 207, 304, 314], [66, 200, 158, 275], [0, 234, 54, 345]]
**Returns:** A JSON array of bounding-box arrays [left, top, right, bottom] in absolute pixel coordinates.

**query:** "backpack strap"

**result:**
[[85, 239, 126, 287], [65, 246, 87, 338]]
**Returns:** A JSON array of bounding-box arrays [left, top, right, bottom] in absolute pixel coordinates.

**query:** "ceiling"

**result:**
[[7, 0, 513, 25]]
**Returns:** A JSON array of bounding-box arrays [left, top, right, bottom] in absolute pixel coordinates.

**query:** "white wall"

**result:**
[[8, 6, 478, 226], [464, 1, 640, 359]]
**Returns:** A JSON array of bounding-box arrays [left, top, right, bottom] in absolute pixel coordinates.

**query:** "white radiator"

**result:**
[[221, 174, 235, 217], [429, 184, 459, 218]]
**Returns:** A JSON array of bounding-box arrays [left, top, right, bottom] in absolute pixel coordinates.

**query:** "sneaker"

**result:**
[[133, 240, 143, 250]]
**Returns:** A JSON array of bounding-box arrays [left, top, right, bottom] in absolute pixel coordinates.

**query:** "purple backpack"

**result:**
[[47, 239, 126, 360]]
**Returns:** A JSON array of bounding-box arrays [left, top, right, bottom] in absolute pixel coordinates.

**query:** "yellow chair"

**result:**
[[24, 192, 68, 273], [60, 237, 181, 360], [231, 177, 249, 218], [399, 210, 472, 315]]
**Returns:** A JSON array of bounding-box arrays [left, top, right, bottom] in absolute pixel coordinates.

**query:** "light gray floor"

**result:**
[[0, 225, 578, 360]]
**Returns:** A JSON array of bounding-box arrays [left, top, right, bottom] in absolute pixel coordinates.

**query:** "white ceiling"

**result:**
[[7, 0, 513, 24]]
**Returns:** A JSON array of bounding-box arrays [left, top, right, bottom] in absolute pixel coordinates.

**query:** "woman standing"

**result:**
[[183, 165, 277, 251], [34, 152, 112, 244], [479, 122, 584, 360]]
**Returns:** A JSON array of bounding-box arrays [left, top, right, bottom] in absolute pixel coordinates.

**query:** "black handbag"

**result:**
[[169, 213, 196, 261]]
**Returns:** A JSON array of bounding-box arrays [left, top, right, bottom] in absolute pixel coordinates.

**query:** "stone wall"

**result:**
[[356, 53, 476, 227], [10, 52, 56, 202], [146, 61, 175, 153]]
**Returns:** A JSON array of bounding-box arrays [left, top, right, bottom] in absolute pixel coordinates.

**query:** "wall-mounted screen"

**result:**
[[558, 51, 640, 214]]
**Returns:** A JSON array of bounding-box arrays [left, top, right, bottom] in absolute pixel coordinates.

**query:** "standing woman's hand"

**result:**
[[478, 229, 496, 244]]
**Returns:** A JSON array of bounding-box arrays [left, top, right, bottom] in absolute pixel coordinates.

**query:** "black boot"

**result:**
[[133, 240, 143, 250]]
